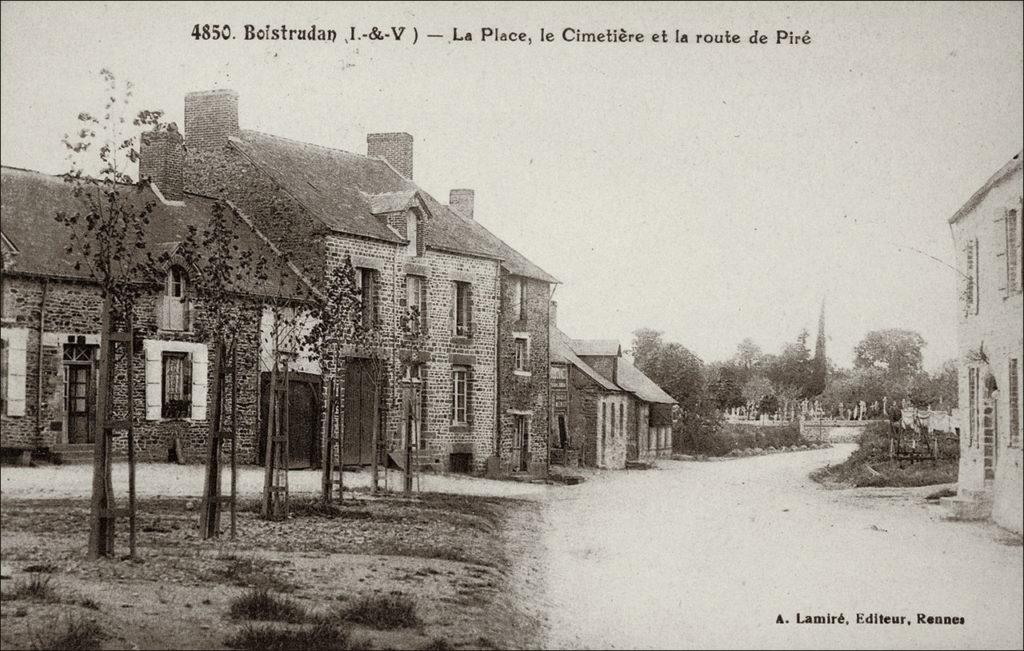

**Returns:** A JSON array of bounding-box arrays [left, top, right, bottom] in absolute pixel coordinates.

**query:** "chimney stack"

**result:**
[[449, 189, 475, 220], [139, 123, 184, 201], [550, 300, 558, 327], [367, 132, 414, 179], [184, 89, 239, 151]]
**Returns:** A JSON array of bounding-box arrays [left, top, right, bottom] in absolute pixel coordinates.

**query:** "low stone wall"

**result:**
[[799, 419, 880, 444]]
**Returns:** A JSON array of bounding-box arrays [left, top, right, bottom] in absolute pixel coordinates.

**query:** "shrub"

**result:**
[[32, 616, 105, 651], [225, 621, 351, 651], [339, 593, 420, 630], [208, 555, 294, 593], [229, 588, 306, 623], [811, 421, 959, 487], [1, 574, 59, 603]]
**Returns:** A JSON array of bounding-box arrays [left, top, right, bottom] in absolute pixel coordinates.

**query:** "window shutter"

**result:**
[[466, 284, 474, 338], [191, 344, 208, 420], [450, 368, 456, 422], [144, 341, 162, 420], [420, 277, 429, 334], [400, 277, 409, 309], [973, 238, 980, 315], [449, 282, 456, 335], [420, 375, 428, 439], [465, 368, 475, 424], [964, 242, 975, 317], [1006, 208, 1020, 295], [2, 329, 27, 416]]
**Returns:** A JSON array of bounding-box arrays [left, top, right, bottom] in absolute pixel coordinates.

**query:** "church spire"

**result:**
[[810, 297, 827, 395]]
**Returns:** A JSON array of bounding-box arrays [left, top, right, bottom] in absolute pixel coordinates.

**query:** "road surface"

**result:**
[[517, 445, 1023, 649]]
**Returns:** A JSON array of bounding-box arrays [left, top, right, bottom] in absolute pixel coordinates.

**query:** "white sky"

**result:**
[[2, 1, 1022, 370]]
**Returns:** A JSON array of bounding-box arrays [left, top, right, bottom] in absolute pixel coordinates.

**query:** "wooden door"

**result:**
[[343, 360, 376, 465], [288, 380, 318, 469], [65, 365, 93, 444]]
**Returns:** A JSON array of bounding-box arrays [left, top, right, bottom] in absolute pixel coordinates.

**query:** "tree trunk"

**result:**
[[261, 360, 278, 519], [200, 338, 225, 538], [88, 292, 115, 558]]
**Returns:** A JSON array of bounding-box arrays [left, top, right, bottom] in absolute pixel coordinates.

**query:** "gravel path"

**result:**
[[523, 445, 1023, 649]]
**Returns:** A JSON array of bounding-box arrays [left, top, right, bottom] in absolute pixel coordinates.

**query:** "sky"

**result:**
[[2, 1, 1022, 371]]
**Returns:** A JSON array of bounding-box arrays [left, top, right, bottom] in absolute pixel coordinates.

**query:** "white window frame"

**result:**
[[144, 339, 207, 421], [452, 365, 469, 425], [513, 332, 531, 376]]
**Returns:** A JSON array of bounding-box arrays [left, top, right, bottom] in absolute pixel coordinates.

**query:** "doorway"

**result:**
[[63, 342, 96, 444], [514, 415, 529, 472], [259, 371, 321, 469]]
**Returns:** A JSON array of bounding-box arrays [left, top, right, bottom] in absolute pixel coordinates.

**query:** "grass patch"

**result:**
[[229, 588, 307, 623], [811, 422, 959, 488], [338, 593, 420, 630], [289, 498, 373, 520], [1, 573, 60, 603], [32, 616, 105, 651], [207, 554, 295, 593], [225, 621, 351, 651]]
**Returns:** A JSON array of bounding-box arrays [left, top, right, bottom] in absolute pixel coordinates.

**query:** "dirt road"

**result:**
[[519, 446, 1023, 649]]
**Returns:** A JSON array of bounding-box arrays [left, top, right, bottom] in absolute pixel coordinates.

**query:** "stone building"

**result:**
[[445, 191, 560, 475], [0, 164, 305, 465], [180, 89, 555, 473], [943, 150, 1023, 534], [549, 318, 676, 469]]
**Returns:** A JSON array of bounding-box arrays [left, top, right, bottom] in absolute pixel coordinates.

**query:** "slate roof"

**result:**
[[616, 356, 677, 405], [229, 131, 502, 261], [554, 330, 676, 404], [0, 165, 306, 298], [550, 327, 621, 392], [948, 149, 1023, 225], [572, 339, 622, 357]]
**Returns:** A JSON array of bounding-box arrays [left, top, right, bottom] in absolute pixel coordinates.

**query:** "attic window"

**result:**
[[407, 210, 420, 257], [167, 266, 188, 298]]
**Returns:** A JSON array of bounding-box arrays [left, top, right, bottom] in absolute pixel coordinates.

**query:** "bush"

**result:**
[[229, 588, 306, 623], [338, 593, 420, 630], [811, 421, 959, 487], [32, 616, 105, 651], [225, 621, 351, 651], [677, 419, 812, 457]]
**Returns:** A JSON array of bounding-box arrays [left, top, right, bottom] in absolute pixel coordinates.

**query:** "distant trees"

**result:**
[[853, 328, 926, 381]]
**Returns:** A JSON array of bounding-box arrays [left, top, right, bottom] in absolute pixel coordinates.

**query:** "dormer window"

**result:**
[[407, 210, 420, 257], [161, 265, 190, 331], [167, 266, 188, 299]]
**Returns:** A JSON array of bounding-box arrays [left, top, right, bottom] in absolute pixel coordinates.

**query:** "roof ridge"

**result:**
[[242, 129, 384, 164], [450, 207, 560, 283]]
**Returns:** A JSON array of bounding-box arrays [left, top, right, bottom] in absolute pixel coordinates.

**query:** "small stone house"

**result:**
[[179, 89, 555, 473], [549, 318, 676, 469], [943, 149, 1023, 534], [0, 165, 306, 465]]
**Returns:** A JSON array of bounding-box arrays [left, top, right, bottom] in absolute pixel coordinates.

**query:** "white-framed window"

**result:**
[[454, 281, 472, 337], [452, 365, 469, 424], [144, 339, 207, 421], [514, 336, 530, 372], [405, 275, 427, 336], [167, 266, 188, 298]]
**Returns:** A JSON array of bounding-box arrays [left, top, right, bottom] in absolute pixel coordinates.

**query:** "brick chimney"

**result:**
[[449, 189, 474, 220], [139, 123, 184, 201], [367, 132, 413, 179], [184, 89, 239, 151], [550, 300, 558, 327]]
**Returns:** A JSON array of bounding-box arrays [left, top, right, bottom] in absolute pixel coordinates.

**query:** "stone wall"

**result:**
[[1, 275, 264, 463], [497, 272, 550, 471]]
